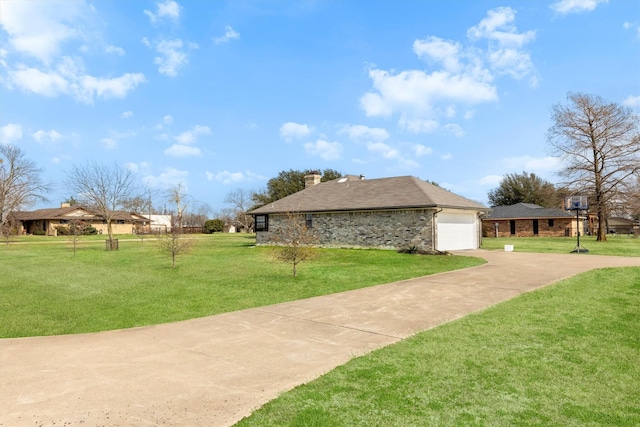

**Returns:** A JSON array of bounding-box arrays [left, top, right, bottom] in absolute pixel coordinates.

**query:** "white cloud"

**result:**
[[443, 123, 465, 138], [151, 39, 197, 77], [80, 73, 146, 101], [99, 130, 135, 150], [361, 7, 537, 130], [367, 141, 420, 169], [280, 122, 312, 142], [503, 155, 561, 172], [623, 95, 640, 108], [441, 153, 453, 160], [467, 7, 535, 48], [121, 111, 133, 119], [550, 0, 608, 15], [413, 36, 463, 72], [214, 26, 240, 45], [414, 144, 433, 157], [0, 0, 90, 64], [174, 125, 211, 145], [33, 129, 63, 144], [361, 68, 497, 118], [143, 167, 188, 189], [0, 1, 145, 103], [164, 144, 202, 157], [205, 170, 266, 183], [105, 45, 125, 56], [341, 124, 389, 142], [478, 175, 503, 186], [304, 139, 343, 160], [0, 123, 23, 144], [399, 117, 439, 134], [8, 66, 69, 97], [144, 0, 181, 24], [7, 63, 145, 103]]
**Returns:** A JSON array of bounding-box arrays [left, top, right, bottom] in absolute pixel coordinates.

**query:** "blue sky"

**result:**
[[1, 0, 639, 213]]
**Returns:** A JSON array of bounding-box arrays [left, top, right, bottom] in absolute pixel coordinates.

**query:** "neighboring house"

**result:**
[[482, 203, 585, 237], [147, 214, 172, 233], [249, 174, 489, 251], [12, 204, 148, 236], [605, 217, 638, 234]]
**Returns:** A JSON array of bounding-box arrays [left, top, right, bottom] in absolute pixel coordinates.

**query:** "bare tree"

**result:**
[[158, 217, 194, 268], [0, 144, 50, 242], [166, 182, 189, 231], [65, 162, 139, 250], [158, 183, 194, 268], [225, 188, 254, 232], [271, 211, 318, 277], [547, 93, 640, 241]]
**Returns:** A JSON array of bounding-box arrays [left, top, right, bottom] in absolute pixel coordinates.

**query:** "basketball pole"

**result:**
[[571, 208, 588, 253]]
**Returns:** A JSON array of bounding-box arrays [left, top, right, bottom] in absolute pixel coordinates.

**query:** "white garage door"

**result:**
[[437, 212, 478, 251]]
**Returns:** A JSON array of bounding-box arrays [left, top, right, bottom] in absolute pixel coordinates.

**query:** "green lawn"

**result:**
[[0, 233, 484, 338], [481, 235, 640, 257], [236, 267, 640, 426]]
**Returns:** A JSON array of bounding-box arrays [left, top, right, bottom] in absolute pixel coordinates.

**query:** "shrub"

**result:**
[[203, 219, 224, 234], [83, 226, 98, 235], [56, 226, 70, 235], [33, 229, 46, 236]]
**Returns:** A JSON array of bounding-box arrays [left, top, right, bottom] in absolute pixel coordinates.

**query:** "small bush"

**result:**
[[204, 219, 224, 234], [83, 225, 98, 235], [56, 226, 70, 235], [33, 229, 46, 236]]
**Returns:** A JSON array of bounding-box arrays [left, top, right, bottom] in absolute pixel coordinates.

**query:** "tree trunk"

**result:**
[[597, 208, 607, 241], [107, 220, 117, 249]]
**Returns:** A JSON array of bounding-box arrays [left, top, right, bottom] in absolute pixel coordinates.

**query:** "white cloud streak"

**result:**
[[550, 0, 608, 15], [214, 26, 240, 44], [144, 0, 181, 24], [0, 124, 23, 144], [304, 139, 343, 160], [280, 122, 312, 142]]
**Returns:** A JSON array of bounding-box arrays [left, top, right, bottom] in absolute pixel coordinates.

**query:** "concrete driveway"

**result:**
[[1, 250, 638, 426]]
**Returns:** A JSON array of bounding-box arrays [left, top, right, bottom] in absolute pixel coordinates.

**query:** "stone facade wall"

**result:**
[[256, 209, 436, 250], [482, 218, 575, 238]]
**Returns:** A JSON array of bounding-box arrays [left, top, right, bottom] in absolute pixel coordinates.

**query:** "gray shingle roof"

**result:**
[[249, 175, 488, 214], [485, 203, 575, 219]]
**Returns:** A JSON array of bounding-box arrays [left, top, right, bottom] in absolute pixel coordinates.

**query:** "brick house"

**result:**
[[249, 174, 489, 251], [12, 204, 148, 236], [482, 203, 585, 238]]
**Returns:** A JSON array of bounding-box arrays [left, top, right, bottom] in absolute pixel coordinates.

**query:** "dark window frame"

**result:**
[[548, 219, 555, 227], [305, 213, 313, 229], [255, 214, 269, 232]]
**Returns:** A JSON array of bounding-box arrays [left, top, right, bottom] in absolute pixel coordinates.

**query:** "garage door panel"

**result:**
[[437, 212, 478, 251]]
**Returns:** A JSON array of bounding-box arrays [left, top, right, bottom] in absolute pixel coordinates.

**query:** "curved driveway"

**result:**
[[1, 250, 638, 426]]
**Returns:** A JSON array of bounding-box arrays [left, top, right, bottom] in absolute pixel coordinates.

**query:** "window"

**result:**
[[533, 219, 539, 235], [305, 213, 313, 228], [510, 220, 516, 235], [548, 219, 555, 227], [255, 214, 269, 232]]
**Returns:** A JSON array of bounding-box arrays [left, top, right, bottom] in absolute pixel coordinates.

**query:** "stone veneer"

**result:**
[[256, 209, 436, 251]]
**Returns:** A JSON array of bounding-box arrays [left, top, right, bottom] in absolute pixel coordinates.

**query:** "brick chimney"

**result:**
[[304, 172, 322, 188], [61, 202, 71, 208]]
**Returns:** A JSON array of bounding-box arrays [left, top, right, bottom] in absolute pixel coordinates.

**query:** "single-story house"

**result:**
[[147, 214, 173, 233], [482, 203, 585, 237], [605, 217, 638, 234], [12, 204, 148, 236], [248, 174, 489, 251]]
